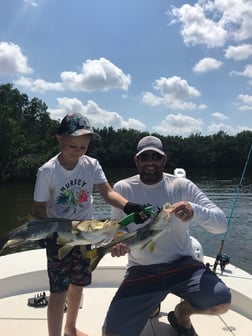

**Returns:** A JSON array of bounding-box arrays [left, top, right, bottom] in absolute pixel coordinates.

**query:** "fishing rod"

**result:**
[[212, 143, 252, 273]]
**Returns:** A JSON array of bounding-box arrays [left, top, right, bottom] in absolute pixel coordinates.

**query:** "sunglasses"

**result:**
[[138, 152, 164, 162]]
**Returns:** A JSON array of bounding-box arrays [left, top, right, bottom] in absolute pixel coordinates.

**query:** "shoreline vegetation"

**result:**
[[1, 83, 252, 182]]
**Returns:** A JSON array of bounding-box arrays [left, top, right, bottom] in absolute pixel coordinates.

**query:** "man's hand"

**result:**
[[123, 202, 151, 224], [172, 201, 194, 222], [111, 243, 130, 257]]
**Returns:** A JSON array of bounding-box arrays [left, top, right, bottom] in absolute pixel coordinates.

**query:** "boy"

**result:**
[[33, 112, 146, 336]]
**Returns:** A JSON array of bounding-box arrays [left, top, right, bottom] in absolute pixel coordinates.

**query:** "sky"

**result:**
[[0, 0, 252, 137]]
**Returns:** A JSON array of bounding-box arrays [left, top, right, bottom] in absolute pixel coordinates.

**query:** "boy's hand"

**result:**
[[123, 202, 151, 224]]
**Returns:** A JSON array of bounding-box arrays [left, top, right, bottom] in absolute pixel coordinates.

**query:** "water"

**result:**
[[0, 168, 251, 274]]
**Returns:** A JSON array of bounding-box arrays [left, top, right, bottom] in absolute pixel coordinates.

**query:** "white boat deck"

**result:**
[[0, 250, 252, 336]]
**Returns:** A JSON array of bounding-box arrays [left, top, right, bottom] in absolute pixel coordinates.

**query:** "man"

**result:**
[[102, 135, 231, 336]]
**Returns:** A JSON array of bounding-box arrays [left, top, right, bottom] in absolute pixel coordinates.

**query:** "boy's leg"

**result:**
[[48, 291, 67, 336], [64, 285, 88, 336], [64, 247, 91, 336]]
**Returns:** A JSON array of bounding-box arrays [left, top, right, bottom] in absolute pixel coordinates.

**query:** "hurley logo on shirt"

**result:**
[[56, 180, 89, 213]]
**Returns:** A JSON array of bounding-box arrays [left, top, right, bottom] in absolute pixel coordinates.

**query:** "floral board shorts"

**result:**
[[46, 236, 91, 293]]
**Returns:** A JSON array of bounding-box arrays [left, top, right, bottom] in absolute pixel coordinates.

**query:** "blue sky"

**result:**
[[1, 0, 252, 136]]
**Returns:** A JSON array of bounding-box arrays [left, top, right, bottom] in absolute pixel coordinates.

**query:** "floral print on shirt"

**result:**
[[56, 186, 89, 214]]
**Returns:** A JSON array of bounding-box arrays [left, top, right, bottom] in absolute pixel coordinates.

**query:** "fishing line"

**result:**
[[213, 144, 252, 272]]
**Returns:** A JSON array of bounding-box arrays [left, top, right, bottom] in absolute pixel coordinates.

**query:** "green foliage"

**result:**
[[0, 84, 59, 181], [0, 83, 252, 182]]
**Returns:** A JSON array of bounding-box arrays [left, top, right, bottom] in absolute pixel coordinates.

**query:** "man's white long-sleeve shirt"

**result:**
[[111, 173, 227, 268]]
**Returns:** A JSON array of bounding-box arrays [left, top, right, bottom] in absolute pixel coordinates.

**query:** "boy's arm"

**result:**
[[96, 182, 150, 224], [96, 182, 128, 209], [33, 201, 48, 219]]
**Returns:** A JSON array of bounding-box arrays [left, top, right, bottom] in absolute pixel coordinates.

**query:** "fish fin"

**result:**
[[89, 254, 104, 272], [58, 238, 99, 260], [1, 239, 25, 251], [56, 237, 73, 245], [80, 246, 105, 272], [58, 245, 73, 260], [89, 249, 106, 272], [140, 240, 156, 252], [140, 240, 152, 250], [148, 241, 156, 253]]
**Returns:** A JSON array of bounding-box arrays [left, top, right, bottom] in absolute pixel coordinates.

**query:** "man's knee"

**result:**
[[210, 302, 231, 315]]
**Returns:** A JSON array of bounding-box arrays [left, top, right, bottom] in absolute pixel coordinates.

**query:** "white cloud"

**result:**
[[193, 57, 222, 73], [198, 104, 207, 110], [50, 97, 146, 131], [24, 0, 38, 7], [211, 112, 229, 120], [0, 42, 33, 75], [225, 44, 252, 60], [231, 64, 252, 78], [152, 113, 203, 136], [237, 94, 252, 110], [142, 76, 202, 110], [167, 3, 227, 47], [14, 76, 64, 93], [208, 123, 236, 134], [237, 125, 252, 132], [15, 58, 131, 94], [168, 0, 252, 48], [61, 58, 131, 92]]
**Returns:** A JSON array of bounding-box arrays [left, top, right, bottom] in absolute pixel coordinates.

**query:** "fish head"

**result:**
[[75, 219, 120, 245], [149, 203, 174, 232], [135, 203, 174, 253], [76, 219, 119, 233]]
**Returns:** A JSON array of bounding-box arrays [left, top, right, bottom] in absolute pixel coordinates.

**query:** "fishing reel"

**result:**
[[219, 253, 230, 271], [212, 253, 230, 272]]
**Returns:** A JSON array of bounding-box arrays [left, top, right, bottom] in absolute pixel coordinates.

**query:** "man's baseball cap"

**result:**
[[57, 112, 99, 137], [136, 136, 165, 156]]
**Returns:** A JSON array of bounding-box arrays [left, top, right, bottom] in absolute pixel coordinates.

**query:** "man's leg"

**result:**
[[175, 300, 230, 328], [168, 265, 231, 334]]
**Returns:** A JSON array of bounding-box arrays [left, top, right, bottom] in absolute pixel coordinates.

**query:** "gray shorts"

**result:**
[[102, 256, 231, 336]]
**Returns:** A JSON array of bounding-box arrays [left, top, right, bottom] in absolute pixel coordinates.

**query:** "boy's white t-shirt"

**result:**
[[33, 154, 107, 220]]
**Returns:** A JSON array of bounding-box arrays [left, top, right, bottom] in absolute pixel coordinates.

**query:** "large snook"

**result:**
[[0, 218, 120, 257], [81, 203, 174, 272]]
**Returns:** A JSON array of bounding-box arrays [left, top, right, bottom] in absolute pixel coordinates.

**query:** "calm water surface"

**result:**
[[0, 168, 251, 274]]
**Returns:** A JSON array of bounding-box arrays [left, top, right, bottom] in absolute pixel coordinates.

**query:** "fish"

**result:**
[[78, 202, 175, 272], [0, 218, 120, 257], [0, 203, 173, 262]]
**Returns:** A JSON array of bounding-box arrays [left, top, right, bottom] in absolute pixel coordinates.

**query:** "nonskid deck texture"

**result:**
[[1, 290, 252, 336], [0, 250, 252, 336]]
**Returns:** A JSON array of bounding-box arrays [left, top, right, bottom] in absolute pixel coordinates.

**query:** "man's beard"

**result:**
[[139, 167, 163, 184]]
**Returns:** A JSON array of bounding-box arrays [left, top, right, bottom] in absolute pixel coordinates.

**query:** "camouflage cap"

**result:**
[[57, 112, 99, 137]]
